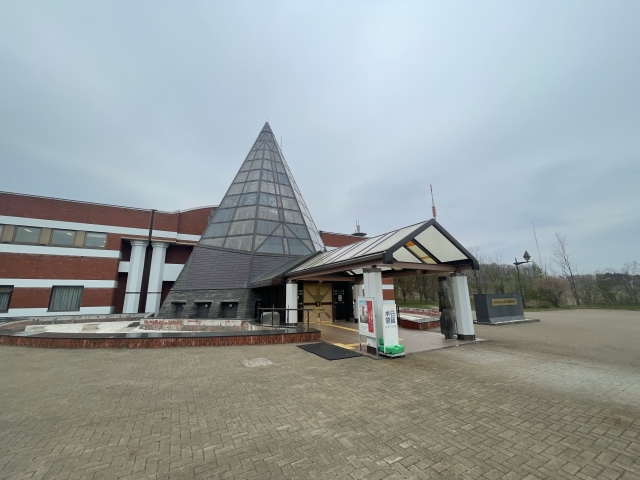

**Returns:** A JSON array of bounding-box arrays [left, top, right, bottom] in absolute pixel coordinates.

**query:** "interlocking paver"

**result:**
[[0, 309, 639, 479]]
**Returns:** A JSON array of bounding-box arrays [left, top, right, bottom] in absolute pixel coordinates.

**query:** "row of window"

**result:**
[[0, 224, 107, 248], [0, 285, 83, 313]]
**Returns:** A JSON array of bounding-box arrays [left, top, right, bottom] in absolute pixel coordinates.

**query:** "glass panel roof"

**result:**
[[196, 122, 325, 254], [406, 241, 436, 264], [227, 184, 243, 195], [414, 226, 467, 262], [392, 246, 422, 263], [289, 221, 474, 273]]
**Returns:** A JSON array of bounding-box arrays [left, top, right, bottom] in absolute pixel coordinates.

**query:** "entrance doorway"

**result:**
[[332, 281, 354, 321], [303, 283, 333, 323]]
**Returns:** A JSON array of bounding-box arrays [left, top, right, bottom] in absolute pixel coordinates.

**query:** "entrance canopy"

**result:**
[[283, 219, 479, 283]]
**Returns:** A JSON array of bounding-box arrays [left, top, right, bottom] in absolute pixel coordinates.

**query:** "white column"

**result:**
[[451, 273, 475, 340], [145, 241, 168, 315], [352, 281, 363, 320], [123, 240, 148, 314], [285, 281, 298, 324], [363, 268, 383, 347]]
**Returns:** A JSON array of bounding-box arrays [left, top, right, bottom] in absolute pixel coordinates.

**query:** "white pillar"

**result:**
[[145, 241, 168, 315], [451, 273, 475, 340], [353, 281, 363, 320], [285, 281, 298, 324], [123, 240, 148, 314], [363, 268, 383, 347]]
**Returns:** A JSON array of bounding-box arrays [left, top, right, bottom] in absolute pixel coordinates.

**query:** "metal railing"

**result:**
[[257, 307, 315, 329]]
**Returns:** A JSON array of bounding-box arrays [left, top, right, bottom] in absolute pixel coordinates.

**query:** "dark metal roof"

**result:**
[[249, 253, 320, 288]]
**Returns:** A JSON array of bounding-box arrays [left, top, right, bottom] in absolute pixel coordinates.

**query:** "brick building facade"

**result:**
[[0, 191, 393, 318]]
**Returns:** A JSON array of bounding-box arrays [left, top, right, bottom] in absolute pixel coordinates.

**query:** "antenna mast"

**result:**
[[430, 184, 437, 219], [532, 220, 543, 267]]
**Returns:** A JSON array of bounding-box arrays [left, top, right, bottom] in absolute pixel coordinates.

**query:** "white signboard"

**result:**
[[382, 302, 400, 347], [358, 297, 376, 338]]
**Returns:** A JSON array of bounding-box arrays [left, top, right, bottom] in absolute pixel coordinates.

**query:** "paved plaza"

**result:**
[[1, 309, 640, 479]]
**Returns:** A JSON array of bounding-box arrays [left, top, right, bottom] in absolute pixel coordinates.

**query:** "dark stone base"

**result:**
[[159, 288, 260, 320], [457, 334, 476, 340]]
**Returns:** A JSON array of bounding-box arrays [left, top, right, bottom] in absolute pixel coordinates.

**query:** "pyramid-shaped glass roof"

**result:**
[[199, 122, 325, 256]]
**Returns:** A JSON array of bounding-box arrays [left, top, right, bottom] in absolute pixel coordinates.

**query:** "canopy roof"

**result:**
[[282, 219, 479, 282]]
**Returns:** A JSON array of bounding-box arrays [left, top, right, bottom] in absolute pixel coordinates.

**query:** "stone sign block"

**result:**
[[474, 294, 525, 324]]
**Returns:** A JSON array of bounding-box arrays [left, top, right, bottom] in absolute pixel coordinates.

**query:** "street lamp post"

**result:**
[[514, 251, 531, 309]]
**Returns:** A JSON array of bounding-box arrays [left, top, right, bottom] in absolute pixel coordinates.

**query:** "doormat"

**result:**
[[297, 342, 363, 360]]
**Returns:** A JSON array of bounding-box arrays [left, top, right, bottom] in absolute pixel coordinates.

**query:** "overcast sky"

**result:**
[[1, 1, 638, 272]]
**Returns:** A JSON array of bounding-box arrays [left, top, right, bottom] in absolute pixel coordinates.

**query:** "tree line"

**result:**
[[394, 233, 639, 308]]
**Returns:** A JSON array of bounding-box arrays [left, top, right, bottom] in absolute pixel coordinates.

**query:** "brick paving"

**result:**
[[1, 309, 639, 479], [315, 321, 484, 355]]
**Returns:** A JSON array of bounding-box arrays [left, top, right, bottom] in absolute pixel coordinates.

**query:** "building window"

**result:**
[[14, 226, 41, 244], [49, 286, 83, 312], [0, 286, 13, 313], [51, 229, 76, 246], [84, 232, 107, 248]]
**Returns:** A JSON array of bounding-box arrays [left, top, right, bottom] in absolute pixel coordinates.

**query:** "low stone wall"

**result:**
[[0, 330, 320, 349], [398, 318, 440, 330], [398, 307, 440, 316], [397, 307, 440, 330], [0, 315, 145, 331]]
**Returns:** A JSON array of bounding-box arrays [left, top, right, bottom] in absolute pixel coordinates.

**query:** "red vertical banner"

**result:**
[[366, 300, 374, 333]]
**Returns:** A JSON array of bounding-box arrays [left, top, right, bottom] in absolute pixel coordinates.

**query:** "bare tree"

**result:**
[[484, 252, 511, 294], [552, 233, 580, 305], [575, 274, 597, 305], [620, 261, 640, 305], [394, 277, 415, 304], [415, 274, 438, 304], [467, 247, 486, 294], [533, 276, 568, 307], [595, 271, 619, 304]]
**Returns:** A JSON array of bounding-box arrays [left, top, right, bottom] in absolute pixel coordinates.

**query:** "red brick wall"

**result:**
[[9, 288, 51, 308], [0, 192, 155, 230], [8, 287, 115, 309], [78, 258, 119, 281], [153, 212, 179, 232], [81, 288, 116, 307], [87, 204, 151, 229], [177, 208, 213, 236], [105, 233, 124, 251], [0, 330, 321, 348], [0, 254, 118, 280], [0, 254, 41, 278], [321, 232, 366, 248], [165, 244, 193, 264]]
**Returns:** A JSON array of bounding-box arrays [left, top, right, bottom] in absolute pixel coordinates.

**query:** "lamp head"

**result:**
[[523, 251, 531, 262]]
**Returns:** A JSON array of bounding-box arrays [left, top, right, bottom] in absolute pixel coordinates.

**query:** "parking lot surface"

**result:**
[[1, 309, 639, 479]]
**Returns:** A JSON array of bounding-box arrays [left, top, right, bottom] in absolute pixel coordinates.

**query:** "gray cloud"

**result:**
[[1, 1, 638, 271]]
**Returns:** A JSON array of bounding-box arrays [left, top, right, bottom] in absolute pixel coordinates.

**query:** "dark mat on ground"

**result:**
[[297, 342, 363, 360]]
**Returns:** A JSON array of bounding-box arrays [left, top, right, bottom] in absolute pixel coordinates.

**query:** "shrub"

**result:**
[[533, 277, 568, 307]]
